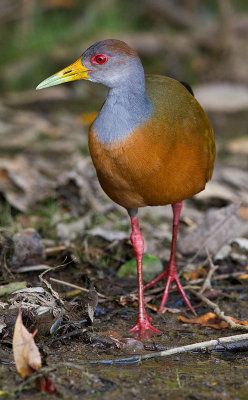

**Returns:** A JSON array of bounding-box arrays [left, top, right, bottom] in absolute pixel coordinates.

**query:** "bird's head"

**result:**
[[36, 39, 142, 90]]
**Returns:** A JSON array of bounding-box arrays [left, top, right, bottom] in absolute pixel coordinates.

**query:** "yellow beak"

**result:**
[[36, 57, 89, 90]]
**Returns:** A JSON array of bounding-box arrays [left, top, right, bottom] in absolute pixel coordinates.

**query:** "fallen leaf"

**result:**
[[0, 315, 7, 334], [147, 304, 180, 314], [0, 156, 54, 211], [226, 136, 248, 155], [239, 205, 248, 220], [231, 238, 248, 253], [13, 308, 41, 377], [119, 293, 139, 306], [12, 229, 46, 267], [195, 181, 239, 203], [109, 335, 144, 352], [194, 82, 248, 112], [179, 203, 248, 257], [81, 281, 98, 324], [178, 312, 248, 330], [0, 282, 27, 297], [87, 226, 129, 241], [119, 293, 153, 307], [118, 254, 163, 281], [201, 290, 223, 301], [183, 267, 207, 281], [238, 274, 248, 280]]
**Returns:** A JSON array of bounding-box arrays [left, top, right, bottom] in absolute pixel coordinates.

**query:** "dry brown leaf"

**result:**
[[178, 312, 248, 330], [238, 274, 248, 280], [119, 293, 153, 306], [13, 308, 41, 377], [84, 283, 98, 324], [146, 304, 180, 314], [239, 205, 248, 220], [179, 203, 248, 257], [194, 83, 248, 112], [12, 229, 46, 267], [226, 136, 248, 155], [183, 267, 207, 281], [109, 336, 144, 352], [0, 156, 54, 211]]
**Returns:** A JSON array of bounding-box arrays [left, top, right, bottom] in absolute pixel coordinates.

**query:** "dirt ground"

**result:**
[[0, 89, 248, 399]]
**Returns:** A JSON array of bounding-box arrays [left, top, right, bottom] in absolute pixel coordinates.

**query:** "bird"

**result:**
[[37, 39, 215, 337]]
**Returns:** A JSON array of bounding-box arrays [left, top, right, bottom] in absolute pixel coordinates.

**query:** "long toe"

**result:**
[[158, 275, 173, 312], [174, 275, 196, 315], [144, 270, 168, 290], [156, 269, 196, 314]]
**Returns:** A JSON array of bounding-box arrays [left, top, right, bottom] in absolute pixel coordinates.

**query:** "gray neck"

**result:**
[[93, 67, 152, 144]]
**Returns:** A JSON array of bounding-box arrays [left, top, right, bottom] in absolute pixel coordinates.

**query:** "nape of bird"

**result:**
[[37, 39, 215, 337]]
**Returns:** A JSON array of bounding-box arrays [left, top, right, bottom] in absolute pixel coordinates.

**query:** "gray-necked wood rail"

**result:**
[[37, 39, 215, 337]]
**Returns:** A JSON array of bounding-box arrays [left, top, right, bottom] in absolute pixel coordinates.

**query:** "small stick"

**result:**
[[45, 328, 87, 346], [17, 264, 51, 273], [39, 267, 66, 308], [89, 333, 248, 364], [190, 289, 248, 331], [45, 246, 67, 256], [49, 277, 107, 299], [199, 248, 218, 294], [187, 271, 246, 286]]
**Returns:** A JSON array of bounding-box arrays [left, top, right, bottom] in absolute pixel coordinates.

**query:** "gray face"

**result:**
[[87, 41, 151, 143], [81, 40, 141, 89]]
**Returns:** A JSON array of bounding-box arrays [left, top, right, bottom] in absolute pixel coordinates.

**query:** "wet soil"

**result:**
[[0, 99, 248, 399], [1, 272, 248, 400]]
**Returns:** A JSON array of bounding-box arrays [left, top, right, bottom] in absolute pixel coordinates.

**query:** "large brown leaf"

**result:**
[[178, 312, 248, 330], [13, 308, 41, 377]]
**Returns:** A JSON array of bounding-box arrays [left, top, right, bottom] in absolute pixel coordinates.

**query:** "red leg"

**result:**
[[144, 202, 195, 314], [128, 214, 162, 337]]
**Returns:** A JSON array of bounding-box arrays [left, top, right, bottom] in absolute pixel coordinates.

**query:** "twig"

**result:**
[[45, 328, 87, 346], [56, 362, 105, 385], [88, 333, 248, 364], [1, 249, 14, 279], [190, 289, 248, 331], [49, 277, 107, 299], [128, 269, 245, 304], [17, 264, 51, 273], [187, 271, 246, 286], [199, 248, 218, 294], [45, 246, 67, 256], [39, 266, 66, 308]]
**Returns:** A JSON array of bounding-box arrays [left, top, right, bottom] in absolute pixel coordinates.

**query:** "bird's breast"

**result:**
[[88, 115, 214, 209]]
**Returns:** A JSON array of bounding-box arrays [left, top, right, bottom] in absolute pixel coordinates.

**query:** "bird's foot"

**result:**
[[144, 263, 195, 315], [130, 312, 162, 339]]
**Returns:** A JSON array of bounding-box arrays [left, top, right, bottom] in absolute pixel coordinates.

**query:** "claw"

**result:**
[[130, 318, 162, 339], [157, 270, 195, 314]]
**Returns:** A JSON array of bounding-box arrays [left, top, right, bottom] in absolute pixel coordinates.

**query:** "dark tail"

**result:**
[[180, 81, 194, 97]]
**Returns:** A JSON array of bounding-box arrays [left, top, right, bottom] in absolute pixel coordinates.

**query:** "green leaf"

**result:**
[[0, 282, 27, 297], [117, 254, 163, 282]]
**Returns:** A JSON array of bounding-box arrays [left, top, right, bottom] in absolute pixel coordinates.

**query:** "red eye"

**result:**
[[91, 54, 108, 65]]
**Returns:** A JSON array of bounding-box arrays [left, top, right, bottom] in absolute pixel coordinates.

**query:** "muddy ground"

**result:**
[[0, 87, 248, 400]]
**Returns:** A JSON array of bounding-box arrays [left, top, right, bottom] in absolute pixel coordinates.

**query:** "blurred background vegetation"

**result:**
[[1, 0, 248, 92], [1, 4, 248, 397], [0, 0, 248, 236]]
